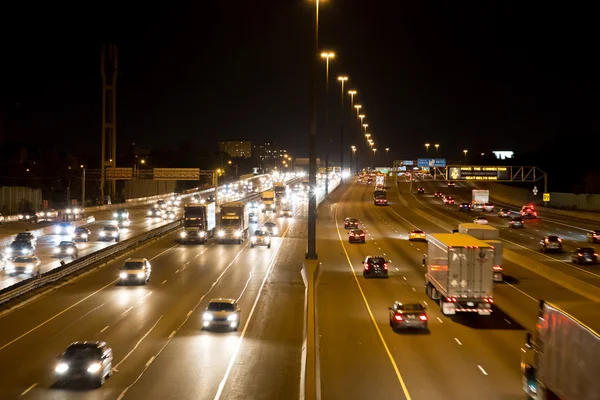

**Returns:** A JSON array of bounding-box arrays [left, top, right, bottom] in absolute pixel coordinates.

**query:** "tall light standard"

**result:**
[[425, 143, 430, 153], [348, 90, 357, 174], [372, 148, 377, 168], [385, 147, 390, 167], [463, 149, 468, 161], [435, 144, 439, 153], [320, 51, 335, 196], [80, 165, 86, 207], [354, 105, 362, 171], [350, 145, 356, 174], [337, 76, 348, 180]]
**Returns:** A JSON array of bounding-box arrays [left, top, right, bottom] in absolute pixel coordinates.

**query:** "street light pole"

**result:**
[[321, 52, 335, 197], [337, 76, 348, 181], [81, 165, 86, 207], [354, 105, 362, 171], [435, 144, 440, 153]]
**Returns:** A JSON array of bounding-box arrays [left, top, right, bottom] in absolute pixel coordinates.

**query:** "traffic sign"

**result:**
[[153, 168, 200, 180], [418, 158, 446, 168], [533, 186, 538, 195], [543, 193, 550, 202]]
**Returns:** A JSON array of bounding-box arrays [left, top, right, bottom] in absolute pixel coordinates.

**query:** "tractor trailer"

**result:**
[[218, 201, 249, 244], [457, 223, 503, 282], [180, 203, 216, 244]]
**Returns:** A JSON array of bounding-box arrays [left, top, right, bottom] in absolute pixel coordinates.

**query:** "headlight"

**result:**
[[55, 363, 69, 373], [120, 272, 127, 279], [273, 228, 278, 234], [266, 238, 271, 243], [203, 313, 213, 321], [251, 237, 256, 242], [67, 227, 75, 234], [199, 231, 205, 237], [82, 234, 88, 238], [147, 211, 152, 216], [55, 227, 62, 234], [5, 248, 12, 254], [21, 249, 29, 255], [65, 209, 72, 214], [99, 231, 106, 237], [218, 230, 224, 237], [234, 230, 241, 237], [66, 248, 74, 254], [113, 213, 118, 218], [227, 314, 238, 321], [53, 248, 60, 254], [180, 231, 187, 238], [112, 232, 118, 237], [25, 265, 33, 271], [87, 363, 102, 373], [137, 272, 145, 278]]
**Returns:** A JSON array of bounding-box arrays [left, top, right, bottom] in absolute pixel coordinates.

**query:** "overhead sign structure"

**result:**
[[418, 158, 447, 168], [543, 193, 550, 202], [105, 167, 133, 180], [153, 168, 200, 180], [447, 166, 510, 181]]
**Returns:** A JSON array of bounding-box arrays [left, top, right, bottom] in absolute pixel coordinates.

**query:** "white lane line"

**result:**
[[184, 261, 191, 266], [395, 268, 399, 271], [478, 365, 488, 376], [161, 280, 167, 285], [121, 306, 133, 316], [113, 315, 163, 371], [529, 237, 535, 239], [186, 310, 193, 318], [403, 277, 407, 280], [423, 301, 428, 306], [145, 356, 155, 368], [454, 338, 462, 346], [20, 383, 37, 396], [412, 287, 416, 291], [437, 317, 443, 323], [168, 330, 176, 339], [100, 325, 109, 333], [506, 282, 537, 302], [383, 253, 387, 256], [175, 269, 180, 274], [236, 272, 253, 302], [504, 319, 512, 325]]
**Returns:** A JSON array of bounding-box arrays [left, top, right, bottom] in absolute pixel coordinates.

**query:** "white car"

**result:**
[[202, 298, 241, 331], [162, 210, 176, 220], [474, 217, 489, 225], [5, 255, 41, 277], [118, 258, 151, 285]]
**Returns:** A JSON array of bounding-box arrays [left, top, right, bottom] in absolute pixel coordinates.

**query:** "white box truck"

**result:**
[[457, 224, 503, 282], [472, 189, 489, 210], [425, 234, 494, 316], [522, 300, 600, 400]]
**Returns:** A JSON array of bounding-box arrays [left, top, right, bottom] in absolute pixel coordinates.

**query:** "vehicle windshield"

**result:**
[[16, 234, 32, 239], [14, 256, 35, 262], [221, 219, 239, 227], [104, 226, 117, 231], [59, 223, 72, 227], [264, 222, 276, 227], [547, 236, 560, 241], [59, 241, 73, 246], [579, 248, 595, 254], [123, 262, 144, 270], [513, 218, 523, 221], [412, 230, 424, 234], [64, 346, 101, 360], [254, 230, 266, 236], [397, 303, 424, 311], [11, 241, 31, 248], [207, 302, 235, 312], [352, 230, 364, 235], [74, 227, 87, 233]]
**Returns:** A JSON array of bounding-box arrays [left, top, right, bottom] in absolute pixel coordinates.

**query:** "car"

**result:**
[[55, 222, 75, 235], [262, 222, 278, 236], [540, 236, 563, 253], [389, 302, 428, 331], [64, 206, 85, 218], [448, 181, 456, 188], [483, 203, 495, 212], [147, 207, 163, 217], [112, 208, 129, 219], [509, 216, 524, 228], [202, 298, 241, 331], [279, 208, 293, 218], [15, 232, 37, 247], [520, 205, 538, 219], [459, 202, 471, 212], [587, 230, 600, 243], [72, 227, 91, 242], [53, 241, 79, 259], [5, 240, 35, 256], [571, 247, 598, 264], [417, 187, 425, 194], [344, 217, 359, 229], [4, 255, 41, 276], [498, 208, 512, 218], [474, 216, 488, 225], [99, 226, 120, 242], [116, 217, 131, 228], [363, 256, 389, 278], [118, 258, 151, 284], [408, 230, 427, 241], [249, 213, 259, 223], [156, 200, 168, 210], [54, 342, 113, 387], [443, 196, 455, 205], [162, 210, 176, 220], [35, 209, 58, 222], [349, 229, 366, 243], [250, 230, 271, 248], [433, 192, 443, 198]]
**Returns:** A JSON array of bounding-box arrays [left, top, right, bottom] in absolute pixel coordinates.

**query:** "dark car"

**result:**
[[99, 226, 120, 242], [344, 217, 359, 229], [498, 208, 512, 218], [389, 302, 428, 331], [54, 342, 113, 387], [5, 240, 35, 257], [433, 192, 443, 198], [571, 247, 598, 264], [72, 227, 91, 242], [207, 194, 215, 203], [417, 188, 425, 194], [53, 241, 79, 259], [349, 229, 366, 243], [540, 236, 563, 253], [459, 202, 471, 212], [363, 256, 388, 278], [15, 232, 37, 247], [448, 181, 456, 188], [509, 217, 524, 228], [587, 230, 600, 243]]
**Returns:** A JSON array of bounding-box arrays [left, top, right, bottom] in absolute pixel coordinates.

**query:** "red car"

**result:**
[[434, 192, 443, 198], [349, 229, 366, 243], [443, 196, 455, 205]]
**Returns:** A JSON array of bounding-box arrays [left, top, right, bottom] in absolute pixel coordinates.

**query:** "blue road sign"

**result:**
[[418, 158, 446, 167]]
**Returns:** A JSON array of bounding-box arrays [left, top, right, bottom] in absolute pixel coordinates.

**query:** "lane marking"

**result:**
[[454, 338, 462, 346], [161, 280, 167, 285], [437, 317, 443, 323], [478, 365, 488, 376], [186, 310, 193, 318], [412, 287, 416, 292], [100, 325, 109, 333], [168, 330, 176, 339], [236, 272, 253, 302], [113, 315, 163, 371], [20, 383, 37, 396], [145, 356, 155, 368], [504, 319, 512, 325], [423, 301, 428, 306], [175, 269, 180, 274], [121, 306, 133, 316]]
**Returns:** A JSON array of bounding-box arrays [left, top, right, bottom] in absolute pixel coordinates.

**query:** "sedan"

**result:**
[[344, 218, 359, 229], [363, 256, 388, 278], [348, 229, 366, 243], [54, 342, 113, 387], [474, 217, 488, 225], [55, 222, 75, 235], [389, 302, 428, 331], [433, 192, 443, 198], [202, 298, 241, 331], [5, 255, 41, 277], [147, 208, 163, 218], [483, 203, 495, 212], [443, 196, 455, 205], [459, 203, 471, 212], [279, 208, 293, 218], [408, 230, 427, 241], [540, 236, 563, 253], [498, 208, 512, 218], [162, 210, 176, 220], [417, 188, 425, 194], [262, 222, 278, 236], [99, 226, 120, 242], [587, 230, 600, 243], [509, 217, 524, 228], [448, 181, 456, 187], [571, 247, 598, 264], [72, 227, 91, 242], [53, 241, 79, 259], [250, 230, 271, 248]]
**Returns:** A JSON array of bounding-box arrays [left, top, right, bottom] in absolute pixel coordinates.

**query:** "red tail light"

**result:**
[[350, 233, 355, 237], [364, 264, 369, 270], [360, 234, 365, 236], [594, 253, 598, 256], [394, 314, 403, 321], [493, 265, 503, 271], [383, 263, 388, 270], [419, 314, 428, 321]]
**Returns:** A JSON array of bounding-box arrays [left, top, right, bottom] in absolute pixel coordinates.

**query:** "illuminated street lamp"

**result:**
[[425, 143, 430, 153], [337, 76, 348, 180], [463, 149, 468, 160], [351, 145, 357, 174], [365, 133, 371, 139], [435, 144, 440, 152], [320, 51, 335, 197]]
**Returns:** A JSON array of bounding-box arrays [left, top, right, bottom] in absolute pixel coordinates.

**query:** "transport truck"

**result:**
[[180, 203, 215, 244], [521, 300, 600, 400], [217, 201, 249, 244], [261, 190, 275, 213], [425, 234, 494, 316], [472, 189, 489, 211], [457, 223, 503, 282]]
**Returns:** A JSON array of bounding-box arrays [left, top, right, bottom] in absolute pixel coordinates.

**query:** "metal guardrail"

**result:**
[[0, 220, 182, 306]]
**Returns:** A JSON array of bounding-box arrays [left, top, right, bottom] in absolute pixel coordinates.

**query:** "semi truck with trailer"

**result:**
[[373, 189, 388, 205], [472, 189, 490, 211], [521, 300, 600, 400], [261, 190, 275, 213], [180, 203, 216, 244], [218, 201, 249, 244], [425, 234, 495, 316], [457, 223, 503, 282]]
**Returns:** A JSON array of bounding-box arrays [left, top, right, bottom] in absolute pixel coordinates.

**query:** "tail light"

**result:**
[[578, 253, 583, 257], [394, 314, 403, 321], [364, 263, 369, 270], [419, 314, 428, 321], [558, 238, 562, 242], [350, 233, 355, 237], [360, 233, 365, 236], [493, 265, 503, 271], [383, 263, 388, 270], [594, 253, 598, 256]]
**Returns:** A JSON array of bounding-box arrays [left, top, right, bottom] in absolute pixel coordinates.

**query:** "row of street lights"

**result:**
[[423, 143, 486, 161]]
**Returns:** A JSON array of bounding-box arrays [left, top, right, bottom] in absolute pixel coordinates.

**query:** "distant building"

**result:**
[[220, 141, 252, 159], [253, 141, 288, 161]]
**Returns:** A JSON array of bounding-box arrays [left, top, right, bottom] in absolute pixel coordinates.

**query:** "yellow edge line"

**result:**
[[333, 182, 413, 400]]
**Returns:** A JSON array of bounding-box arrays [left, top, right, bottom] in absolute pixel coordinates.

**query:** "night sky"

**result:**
[[1, 2, 598, 168]]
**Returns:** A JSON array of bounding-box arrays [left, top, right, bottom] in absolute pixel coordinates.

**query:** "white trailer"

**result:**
[[457, 224, 503, 282], [472, 189, 489, 210], [425, 234, 494, 316]]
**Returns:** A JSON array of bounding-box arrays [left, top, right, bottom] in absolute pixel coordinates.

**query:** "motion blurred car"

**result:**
[[118, 258, 151, 285], [443, 196, 455, 205], [344, 217, 359, 229], [72, 227, 91, 242], [5, 240, 35, 256], [417, 187, 425, 194], [363, 256, 389, 278], [250, 230, 271, 248], [202, 298, 241, 331], [262, 222, 278, 236], [348, 229, 366, 243], [483, 203, 495, 212], [4, 255, 41, 277], [459, 202, 471, 212], [156, 200, 168, 210], [112, 208, 129, 220], [433, 192, 443, 198], [447, 181, 456, 188], [99, 226, 120, 242], [116, 217, 131, 228], [540, 236, 562, 253], [15, 232, 37, 247], [474, 216, 488, 225], [53, 241, 79, 259], [55, 222, 75, 235], [162, 210, 176, 220], [64, 207, 85, 218], [54, 342, 113, 387], [147, 207, 163, 218], [520, 205, 538, 219], [408, 230, 427, 241], [388, 302, 428, 331], [249, 213, 259, 223], [586, 230, 600, 243], [571, 248, 598, 265], [36, 209, 58, 222], [279, 208, 293, 218], [509, 217, 524, 228], [498, 208, 512, 218]]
